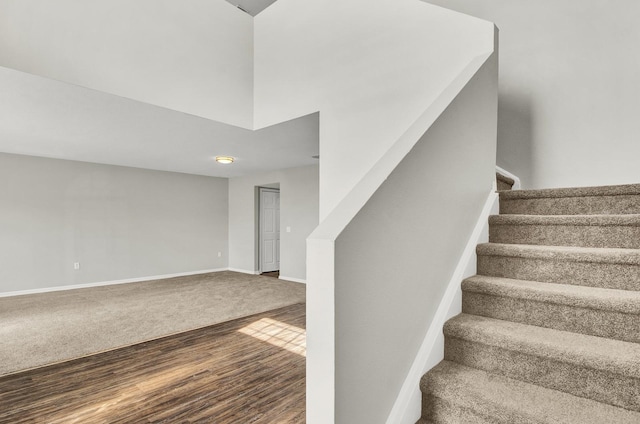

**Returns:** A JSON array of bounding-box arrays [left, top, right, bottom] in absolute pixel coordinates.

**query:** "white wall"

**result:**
[[254, 0, 495, 219], [0, 0, 253, 127], [332, 48, 497, 423], [426, 0, 640, 189], [0, 153, 228, 294], [228, 165, 319, 281]]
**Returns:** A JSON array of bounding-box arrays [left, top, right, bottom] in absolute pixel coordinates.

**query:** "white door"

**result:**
[[260, 188, 280, 272]]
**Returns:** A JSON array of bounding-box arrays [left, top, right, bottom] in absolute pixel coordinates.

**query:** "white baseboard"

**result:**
[[0, 268, 228, 298], [279, 275, 307, 284], [496, 165, 522, 190], [228, 268, 260, 275], [386, 188, 499, 424]]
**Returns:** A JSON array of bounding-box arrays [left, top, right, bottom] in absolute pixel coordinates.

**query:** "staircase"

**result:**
[[418, 183, 640, 423]]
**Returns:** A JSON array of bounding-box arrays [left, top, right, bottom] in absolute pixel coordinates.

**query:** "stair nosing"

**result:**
[[489, 214, 640, 226], [499, 183, 640, 200], [421, 361, 640, 424], [477, 242, 640, 265], [462, 275, 640, 314], [496, 173, 515, 185], [444, 313, 640, 378]]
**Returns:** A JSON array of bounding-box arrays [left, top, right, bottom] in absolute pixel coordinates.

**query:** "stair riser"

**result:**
[[462, 292, 640, 343], [421, 394, 509, 424], [477, 255, 640, 291], [499, 195, 640, 215], [489, 224, 640, 249], [445, 337, 640, 412], [497, 180, 513, 191], [496, 173, 515, 192]]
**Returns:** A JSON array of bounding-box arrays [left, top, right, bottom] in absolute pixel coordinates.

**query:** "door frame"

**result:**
[[258, 187, 280, 273]]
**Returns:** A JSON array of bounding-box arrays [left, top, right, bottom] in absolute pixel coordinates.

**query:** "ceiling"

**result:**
[[0, 0, 319, 179], [226, 0, 278, 16], [0, 66, 319, 178]]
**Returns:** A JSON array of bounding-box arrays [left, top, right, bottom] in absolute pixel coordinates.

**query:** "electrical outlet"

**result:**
[[218, 252, 222, 257], [73, 262, 80, 270], [286, 226, 291, 233]]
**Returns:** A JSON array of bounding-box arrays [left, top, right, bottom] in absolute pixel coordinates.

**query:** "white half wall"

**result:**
[[390, 189, 499, 424], [228, 165, 319, 281], [0, 153, 229, 294], [332, 46, 497, 423], [254, 0, 495, 219], [0, 0, 254, 127], [425, 0, 640, 189]]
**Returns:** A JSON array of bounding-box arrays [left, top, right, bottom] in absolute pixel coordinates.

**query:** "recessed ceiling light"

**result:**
[[215, 156, 235, 164]]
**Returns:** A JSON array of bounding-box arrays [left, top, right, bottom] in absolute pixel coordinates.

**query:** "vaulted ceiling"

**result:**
[[226, 0, 278, 16], [0, 0, 318, 178]]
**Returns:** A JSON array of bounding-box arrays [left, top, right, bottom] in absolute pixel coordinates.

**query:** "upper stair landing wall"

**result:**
[[253, 0, 496, 219], [424, 0, 640, 190], [0, 0, 254, 128]]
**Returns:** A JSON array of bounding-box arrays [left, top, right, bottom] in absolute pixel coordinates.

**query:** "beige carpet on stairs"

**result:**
[[0, 271, 305, 376], [419, 182, 640, 423], [496, 172, 515, 191]]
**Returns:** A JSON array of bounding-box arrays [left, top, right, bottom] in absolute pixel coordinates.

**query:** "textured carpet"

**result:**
[[0, 271, 305, 376], [419, 182, 640, 423], [496, 172, 515, 191]]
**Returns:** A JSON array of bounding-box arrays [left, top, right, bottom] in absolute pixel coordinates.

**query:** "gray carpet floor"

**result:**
[[0, 271, 305, 376]]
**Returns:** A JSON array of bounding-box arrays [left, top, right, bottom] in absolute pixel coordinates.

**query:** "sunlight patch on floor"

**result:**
[[239, 318, 306, 356]]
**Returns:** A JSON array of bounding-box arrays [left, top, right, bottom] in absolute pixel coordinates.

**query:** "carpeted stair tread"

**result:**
[[477, 243, 640, 264], [499, 183, 640, 200], [477, 243, 640, 291], [462, 275, 640, 315], [444, 314, 640, 410], [420, 394, 512, 424], [490, 213, 640, 226], [496, 173, 515, 191], [462, 275, 640, 342], [489, 214, 640, 248], [499, 183, 640, 215], [444, 314, 640, 378], [420, 361, 640, 424]]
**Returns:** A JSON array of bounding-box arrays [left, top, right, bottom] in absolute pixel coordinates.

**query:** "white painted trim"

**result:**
[[259, 187, 281, 273], [228, 267, 260, 275], [278, 275, 306, 284], [306, 238, 335, 424], [386, 188, 499, 424], [495, 165, 521, 190], [0, 268, 228, 298]]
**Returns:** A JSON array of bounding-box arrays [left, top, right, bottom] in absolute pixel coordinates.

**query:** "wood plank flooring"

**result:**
[[0, 303, 306, 423]]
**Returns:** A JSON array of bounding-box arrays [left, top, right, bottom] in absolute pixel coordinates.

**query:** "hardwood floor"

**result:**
[[0, 303, 306, 423]]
